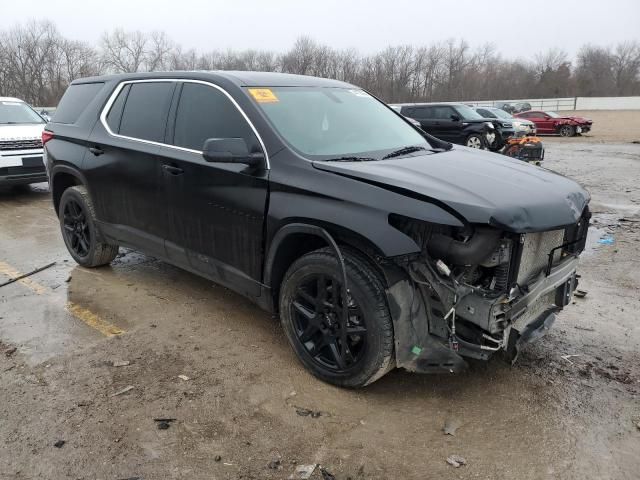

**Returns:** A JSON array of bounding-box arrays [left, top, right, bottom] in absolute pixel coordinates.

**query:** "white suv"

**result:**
[[0, 97, 47, 186]]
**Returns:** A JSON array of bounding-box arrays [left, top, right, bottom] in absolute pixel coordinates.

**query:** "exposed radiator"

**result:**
[[517, 230, 565, 285]]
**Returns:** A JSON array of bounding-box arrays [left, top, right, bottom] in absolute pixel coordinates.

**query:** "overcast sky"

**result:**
[[1, 0, 639, 59]]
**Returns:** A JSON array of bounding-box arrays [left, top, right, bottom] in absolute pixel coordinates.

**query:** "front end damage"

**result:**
[[385, 208, 590, 373]]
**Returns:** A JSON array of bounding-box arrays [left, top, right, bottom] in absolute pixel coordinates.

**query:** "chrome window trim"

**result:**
[[98, 78, 270, 169]]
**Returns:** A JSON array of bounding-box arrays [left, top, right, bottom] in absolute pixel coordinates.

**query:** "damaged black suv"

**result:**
[[45, 72, 590, 387]]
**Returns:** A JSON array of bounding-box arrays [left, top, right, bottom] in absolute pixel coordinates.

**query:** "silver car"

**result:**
[[475, 106, 536, 136]]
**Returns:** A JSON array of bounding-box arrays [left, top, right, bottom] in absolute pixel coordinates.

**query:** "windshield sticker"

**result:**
[[248, 88, 279, 103], [349, 89, 371, 98]]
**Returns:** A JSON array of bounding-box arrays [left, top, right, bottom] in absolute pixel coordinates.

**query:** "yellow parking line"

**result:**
[[0, 260, 124, 337], [65, 302, 124, 337], [0, 261, 48, 295]]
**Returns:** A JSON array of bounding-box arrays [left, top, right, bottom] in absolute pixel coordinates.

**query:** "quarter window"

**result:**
[[118, 82, 174, 143], [105, 84, 130, 133], [172, 83, 257, 151]]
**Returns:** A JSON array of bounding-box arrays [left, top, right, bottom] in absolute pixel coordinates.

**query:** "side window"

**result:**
[[172, 83, 258, 151], [105, 84, 130, 133], [409, 106, 431, 118], [529, 112, 545, 119], [118, 82, 174, 142], [431, 106, 454, 120], [53, 82, 105, 124], [477, 108, 494, 118]]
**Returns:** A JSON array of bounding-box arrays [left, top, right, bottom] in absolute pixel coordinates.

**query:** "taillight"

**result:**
[[41, 130, 54, 145]]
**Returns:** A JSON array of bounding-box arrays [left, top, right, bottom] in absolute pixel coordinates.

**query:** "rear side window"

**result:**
[[105, 84, 131, 133], [53, 82, 105, 124], [172, 83, 257, 151], [118, 82, 174, 143]]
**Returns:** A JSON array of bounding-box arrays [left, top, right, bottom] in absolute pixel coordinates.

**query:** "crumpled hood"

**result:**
[[313, 147, 590, 232], [0, 124, 44, 141]]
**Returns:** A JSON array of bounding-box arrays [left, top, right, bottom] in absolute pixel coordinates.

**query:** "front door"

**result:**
[[159, 81, 269, 296]]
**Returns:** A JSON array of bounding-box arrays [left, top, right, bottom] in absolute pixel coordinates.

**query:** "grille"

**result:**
[[517, 230, 565, 285], [0, 138, 43, 151]]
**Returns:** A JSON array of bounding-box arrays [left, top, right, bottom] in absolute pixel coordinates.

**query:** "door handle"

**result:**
[[162, 164, 184, 175], [89, 147, 104, 156]]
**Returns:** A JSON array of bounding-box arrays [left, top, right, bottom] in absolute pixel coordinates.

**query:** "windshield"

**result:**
[[547, 111, 561, 118], [248, 87, 430, 159], [454, 104, 485, 121], [0, 101, 45, 125], [491, 108, 514, 120]]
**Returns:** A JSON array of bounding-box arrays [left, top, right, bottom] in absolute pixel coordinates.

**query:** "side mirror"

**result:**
[[450, 114, 461, 122], [202, 138, 264, 167]]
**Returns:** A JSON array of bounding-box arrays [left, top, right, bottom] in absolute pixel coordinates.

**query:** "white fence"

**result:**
[[465, 96, 640, 111]]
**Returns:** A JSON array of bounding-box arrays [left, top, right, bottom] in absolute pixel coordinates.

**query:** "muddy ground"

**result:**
[[1, 135, 639, 479]]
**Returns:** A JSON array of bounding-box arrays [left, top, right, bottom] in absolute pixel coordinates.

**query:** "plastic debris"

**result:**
[[53, 440, 65, 448], [295, 407, 322, 418], [111, 385, 135, 397], [446, 455, 467, 468], [443, 418, 461, 436], [561, 354, 581, 365], [112, 360, 130, 367], [154, 418, 175, 430], [289, 464, 317, 479], [574, 289, 588, 298], [177, 374, 190, 381], [598, 235, 615, 245], [320, 466, 336, 480]]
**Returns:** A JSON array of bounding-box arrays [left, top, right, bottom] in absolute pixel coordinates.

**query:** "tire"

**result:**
[[559, 125, 575, 137], [279, 247, 394, 388], [465, 134, 484, 149], [59, 185, 119, 267]]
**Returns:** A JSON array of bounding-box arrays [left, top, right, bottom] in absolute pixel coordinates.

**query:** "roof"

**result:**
[[71, 71, 355, 89], [0, 97, 25, 103]]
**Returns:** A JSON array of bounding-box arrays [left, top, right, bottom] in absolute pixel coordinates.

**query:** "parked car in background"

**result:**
[[474, 106, 536, 136], [0, 97, 47, 186], [514, 110, 593, 137], [45, 72, 590, 387], [495, 101, 532, 114], [397, 103, 510, 150]]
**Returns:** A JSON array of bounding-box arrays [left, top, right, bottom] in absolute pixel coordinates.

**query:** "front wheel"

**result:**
[[279, 247, 394, 388], [559, 125, 575, 137], [465, 134, 484, 149], [59, 185, 119, 267]]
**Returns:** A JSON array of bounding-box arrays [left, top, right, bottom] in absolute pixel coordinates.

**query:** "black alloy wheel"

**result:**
[[291, 273, 367, 372], [62, 198, 91, 258]]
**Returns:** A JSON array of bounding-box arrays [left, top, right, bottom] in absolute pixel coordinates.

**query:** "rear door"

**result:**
[[436, 106, 464, 142], [85, 81, 176, 256], [159, 81, 269, 295]]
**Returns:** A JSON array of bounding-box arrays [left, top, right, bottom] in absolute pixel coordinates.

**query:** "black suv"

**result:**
[[45, 72, 590, 387], [397, 103, 514, 150]]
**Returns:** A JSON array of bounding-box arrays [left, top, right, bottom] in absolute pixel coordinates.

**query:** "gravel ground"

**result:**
[[1, 129, 639, 479]]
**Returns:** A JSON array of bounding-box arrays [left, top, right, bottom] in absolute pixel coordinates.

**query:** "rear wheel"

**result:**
[[559, 125, 575, 137], [59, 186, 119, 267], [279, 247, 394, 388], [466, 134, 484, 149]]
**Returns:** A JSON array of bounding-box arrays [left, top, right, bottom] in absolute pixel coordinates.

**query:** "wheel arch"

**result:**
[[51, 165, 88, 216], [264, 222, 388, 312]]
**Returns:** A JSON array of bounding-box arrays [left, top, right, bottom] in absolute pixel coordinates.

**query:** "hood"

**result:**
[[0, 124, 45, 141], [313, 147, 590, 233]]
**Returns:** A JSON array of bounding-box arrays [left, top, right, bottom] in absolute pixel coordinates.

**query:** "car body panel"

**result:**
[[0, 107, 46, 185]]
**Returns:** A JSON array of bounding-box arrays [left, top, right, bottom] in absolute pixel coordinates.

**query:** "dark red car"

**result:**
[[514, 110, 593, 137]]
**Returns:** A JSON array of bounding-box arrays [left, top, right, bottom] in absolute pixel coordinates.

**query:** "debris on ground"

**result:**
[[561, 354, 581, 365], [153, 418, 176, 430], [268, 459, 282, 470], [319, 466, 336, 480], [295, 407, 322, 418], [53, 440, 65, 448], [575, 325, 595, 331], [112, 360, 130, 367], [598, 235, 615, 245], [111, 385, 135, 397], [4, 346, 17, 357], [214, 455, 222, 462], [0, 261, 56, 288], [443, 417, 461, 436], [446, 455, 467, 468], [177, 374, 190, 381], [65, 275, 72, 283], [574, 289, 588, 298], [289, 464, 317, 479]]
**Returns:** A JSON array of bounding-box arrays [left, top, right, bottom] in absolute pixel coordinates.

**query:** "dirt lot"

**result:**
[[543, 110, 640, 143], [1, 117, 640, 479]]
